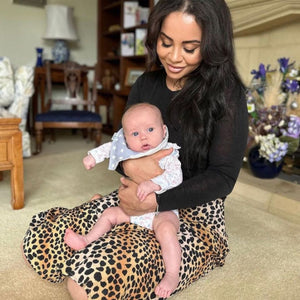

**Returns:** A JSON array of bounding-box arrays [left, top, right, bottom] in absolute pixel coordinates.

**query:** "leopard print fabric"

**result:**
[[23, 190, 229, 299]]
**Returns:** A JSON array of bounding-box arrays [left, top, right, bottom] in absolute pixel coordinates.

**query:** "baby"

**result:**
[[64, 103, 182, 298]]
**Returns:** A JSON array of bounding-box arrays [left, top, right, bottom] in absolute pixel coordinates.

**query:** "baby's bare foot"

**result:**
[[154, 272, 179, 298], [89, 193, 102, 202], [64, 228, 88, 250]]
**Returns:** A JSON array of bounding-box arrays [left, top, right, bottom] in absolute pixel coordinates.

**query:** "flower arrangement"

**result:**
[[247, 57, 300, 164]]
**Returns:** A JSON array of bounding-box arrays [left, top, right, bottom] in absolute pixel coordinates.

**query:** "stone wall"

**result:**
[[227, 0, 300, 84]]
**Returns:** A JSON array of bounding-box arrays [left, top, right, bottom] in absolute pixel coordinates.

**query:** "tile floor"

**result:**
[[232, 167, 300, 224]]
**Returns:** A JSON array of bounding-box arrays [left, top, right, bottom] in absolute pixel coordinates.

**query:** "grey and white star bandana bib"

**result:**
[[108, 127, 169, 170]]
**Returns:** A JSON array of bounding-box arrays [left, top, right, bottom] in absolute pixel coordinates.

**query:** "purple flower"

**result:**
[[289, 115, 300, 138], [278, 57, 295, 74], [284, 79, 299, 94], [281, 115, 300, 138], [251, 63, 270, 80], [258, 134, 288, 162]]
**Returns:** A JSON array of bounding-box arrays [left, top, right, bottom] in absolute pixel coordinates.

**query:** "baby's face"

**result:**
[[123, 106, 166, 152]]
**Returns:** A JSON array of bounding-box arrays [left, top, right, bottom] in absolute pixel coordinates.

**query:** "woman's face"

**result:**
[[157, 11, 202, 91]]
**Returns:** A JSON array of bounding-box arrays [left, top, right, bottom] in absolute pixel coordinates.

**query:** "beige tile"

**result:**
[[231, 181, 271, 211], [231, 168, 300, 224], [269, 195, 300, 225]]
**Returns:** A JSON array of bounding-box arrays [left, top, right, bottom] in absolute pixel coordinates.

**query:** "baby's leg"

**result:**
[[64, 206, 130, 250], [153, 211, 181, 298]]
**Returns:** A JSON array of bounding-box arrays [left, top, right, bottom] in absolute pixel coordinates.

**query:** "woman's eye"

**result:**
[[148, 127, 154, 132], [133, 132, 139, 136], [184, 48, 196, 54], [162, 42, 171, 48]]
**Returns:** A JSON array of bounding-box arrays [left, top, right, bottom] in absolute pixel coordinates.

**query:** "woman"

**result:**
[[22, 0, 248, 299]]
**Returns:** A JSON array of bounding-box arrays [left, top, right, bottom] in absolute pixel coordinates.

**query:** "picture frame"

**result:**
[[12, 0, 47, 7], [121, 33, 135, 56], [135, 28, 147, 55], [125, 67, 145, 86], [123, 1, 139, 28]]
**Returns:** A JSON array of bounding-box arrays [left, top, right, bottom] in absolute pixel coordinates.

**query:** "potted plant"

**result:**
[[246, 57, 300, 178]]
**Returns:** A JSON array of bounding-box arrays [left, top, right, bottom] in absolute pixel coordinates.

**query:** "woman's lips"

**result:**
[[167, 64, 184, 73]]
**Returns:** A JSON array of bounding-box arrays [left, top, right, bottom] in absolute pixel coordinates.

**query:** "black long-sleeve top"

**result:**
[[127, 69, 248, 211]]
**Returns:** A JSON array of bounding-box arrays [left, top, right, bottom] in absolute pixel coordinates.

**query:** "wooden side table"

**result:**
[[0, 118, 24, 209]]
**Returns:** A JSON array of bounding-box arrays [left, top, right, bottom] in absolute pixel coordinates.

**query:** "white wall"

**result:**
[[0, 0, 97, 69], [1, 0, 299, 89]]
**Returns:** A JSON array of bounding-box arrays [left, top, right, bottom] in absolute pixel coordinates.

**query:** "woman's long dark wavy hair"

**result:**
[[145, 0, 245, 174]]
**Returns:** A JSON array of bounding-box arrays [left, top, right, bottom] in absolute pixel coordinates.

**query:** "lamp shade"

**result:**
[[44, 5, 78, 41]]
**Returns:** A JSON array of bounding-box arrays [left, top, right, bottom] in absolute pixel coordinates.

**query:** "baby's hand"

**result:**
[[83, 154, 96, 170], [137, 180, 160, 201]]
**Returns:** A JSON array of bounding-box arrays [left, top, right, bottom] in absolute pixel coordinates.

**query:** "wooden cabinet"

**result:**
[[0, 118, 24, 209], [97, 0, 155, 131]]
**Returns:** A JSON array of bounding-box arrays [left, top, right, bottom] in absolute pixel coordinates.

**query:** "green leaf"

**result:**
[[280, 136, 300, 154], [250, 111, 258, 120]]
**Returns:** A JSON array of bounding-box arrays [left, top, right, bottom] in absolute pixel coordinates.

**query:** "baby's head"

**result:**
[[122, 103, 167, 152]]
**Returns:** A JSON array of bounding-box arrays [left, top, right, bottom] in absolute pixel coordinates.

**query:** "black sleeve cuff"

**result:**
[[156, 193, 161, 212]]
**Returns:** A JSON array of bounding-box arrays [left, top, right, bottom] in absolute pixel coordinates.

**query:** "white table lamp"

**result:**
[[44, 5, 78, 64]]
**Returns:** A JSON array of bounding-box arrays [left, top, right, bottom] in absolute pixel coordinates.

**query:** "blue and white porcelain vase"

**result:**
[[35, 47, 44, 67], [52, 40, 69, 64]]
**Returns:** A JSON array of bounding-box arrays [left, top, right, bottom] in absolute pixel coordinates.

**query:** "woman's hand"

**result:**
[[122, 148, 173, 184], [118, 177, 157, 216], [118, 148, 173, 216]]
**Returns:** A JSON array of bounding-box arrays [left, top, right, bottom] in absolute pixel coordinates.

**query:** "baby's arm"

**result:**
[[83, 142, 112, 170], [151, 149, 182, 194], [136, 148, 182, 201], [137, 180, 161, 202], [83, 154, 96, 170]]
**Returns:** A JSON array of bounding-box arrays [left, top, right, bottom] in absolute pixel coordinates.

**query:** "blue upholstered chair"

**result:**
[[34, 61, 102, 153]]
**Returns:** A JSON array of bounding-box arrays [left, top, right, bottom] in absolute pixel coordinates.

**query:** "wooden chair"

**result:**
[[34, 61, 102, 153]]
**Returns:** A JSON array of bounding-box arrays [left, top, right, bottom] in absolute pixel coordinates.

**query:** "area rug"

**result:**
[[1, 135, 299, 299]]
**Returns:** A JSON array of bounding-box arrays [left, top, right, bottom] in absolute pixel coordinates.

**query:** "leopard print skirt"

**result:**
[[23, 190, 229, 299]]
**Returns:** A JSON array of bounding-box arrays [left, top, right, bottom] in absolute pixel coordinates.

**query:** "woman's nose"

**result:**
[[169, 46, 182, 63]]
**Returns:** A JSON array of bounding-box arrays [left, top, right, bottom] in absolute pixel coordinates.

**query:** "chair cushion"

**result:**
[[36, 110, 102, 122]]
